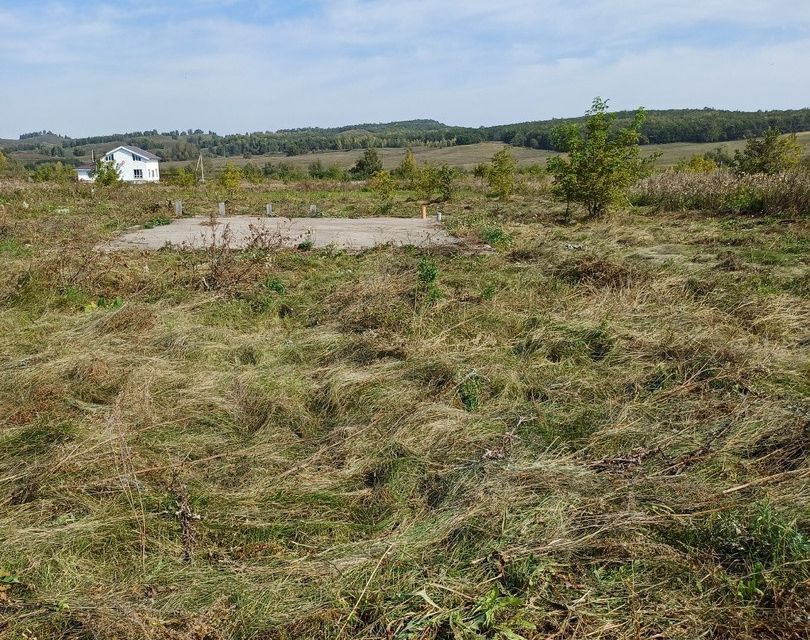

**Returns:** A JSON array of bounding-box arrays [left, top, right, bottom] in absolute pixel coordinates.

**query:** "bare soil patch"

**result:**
[[102, 215, 460, 251]]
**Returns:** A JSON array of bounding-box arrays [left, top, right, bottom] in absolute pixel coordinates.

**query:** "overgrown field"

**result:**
[[1, 180, 809, 639], [156, 132, 810, 172]]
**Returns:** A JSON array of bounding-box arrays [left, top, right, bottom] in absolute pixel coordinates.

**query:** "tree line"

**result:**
[[5, 108, 810, 165]]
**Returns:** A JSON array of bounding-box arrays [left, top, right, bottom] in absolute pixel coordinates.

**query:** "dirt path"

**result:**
[[102, 216, 460, 251]]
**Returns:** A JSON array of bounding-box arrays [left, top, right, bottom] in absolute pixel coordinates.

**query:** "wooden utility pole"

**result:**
[[195, 152, 206, 183]]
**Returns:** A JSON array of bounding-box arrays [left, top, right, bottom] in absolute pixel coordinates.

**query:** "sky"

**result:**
[[1, 0, 809, 138]]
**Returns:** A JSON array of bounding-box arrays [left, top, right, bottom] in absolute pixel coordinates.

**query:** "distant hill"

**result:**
[[3, 108, 809, 168]]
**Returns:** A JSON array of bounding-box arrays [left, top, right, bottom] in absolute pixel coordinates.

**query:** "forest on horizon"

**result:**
[[4, 107, 810, 165]]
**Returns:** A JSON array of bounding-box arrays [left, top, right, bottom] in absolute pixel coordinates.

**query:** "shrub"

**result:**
[[675, 154, 718, 173], [241, 162, 263, 184], [324, 164, 348, 181], [547, 97, 652, 217], [480, 226, 512, 248], [31, 162, 74, 183], [417, 163, 440, 201], [163, 166, 197, 187], [734, 128, 802, 175], [416, 256, 441, 304], [487, 148, 518, 200], [396, 148, 420, 188], [0, 151, 28, 180], [264, 277, 286, 294], [217, 163, 242, 194], [350, 147, 383, 179], [308, 160, 326, 179], [437, 164, 456, 201], [92, 159, 121, 186], [263, 161, 305, 181], [369, 170, 397, 213]]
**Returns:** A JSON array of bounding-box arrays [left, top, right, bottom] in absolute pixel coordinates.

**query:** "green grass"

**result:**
[[0, 178, 808, 639]]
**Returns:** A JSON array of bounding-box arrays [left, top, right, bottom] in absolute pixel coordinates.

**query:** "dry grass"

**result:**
[[632, 169, 810, 217], [0, 178, 808, 639]]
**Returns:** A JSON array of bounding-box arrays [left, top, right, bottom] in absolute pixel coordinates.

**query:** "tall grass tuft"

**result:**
[[632, 169, 810, 216]]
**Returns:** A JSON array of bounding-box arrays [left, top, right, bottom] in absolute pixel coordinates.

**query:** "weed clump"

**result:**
[[555, 254, 642, 288], [415, 255, 442, 304]]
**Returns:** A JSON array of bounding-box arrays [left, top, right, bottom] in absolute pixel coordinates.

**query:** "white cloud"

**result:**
[[0, 0, 808, 137]]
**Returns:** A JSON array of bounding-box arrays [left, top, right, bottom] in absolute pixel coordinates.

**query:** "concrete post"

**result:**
[[174, 200, 183, 216], [218, 202, 225, 217], [309, 204, 318, 216], [266, 203, 273, 217], [437, 211, 442, 222], [421, 204, 427, 219]]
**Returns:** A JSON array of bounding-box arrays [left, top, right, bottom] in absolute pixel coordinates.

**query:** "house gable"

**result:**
[[104, 146, 160, 164], [85, 145, 161, 182]]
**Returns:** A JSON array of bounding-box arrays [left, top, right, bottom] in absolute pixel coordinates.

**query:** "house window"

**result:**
[[134, 169, 143, 179], [132, 153, 142, 161]]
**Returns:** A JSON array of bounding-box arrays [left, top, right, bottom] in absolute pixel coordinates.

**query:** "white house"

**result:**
[[76, 145, 161, 183]]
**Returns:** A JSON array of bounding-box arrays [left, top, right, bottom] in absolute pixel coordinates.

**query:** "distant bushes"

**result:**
[[31, 162, 74, 183], [632, 169, 810, 216]]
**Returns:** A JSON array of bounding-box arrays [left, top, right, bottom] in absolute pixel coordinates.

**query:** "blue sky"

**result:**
[[1, 0, 809, 138]]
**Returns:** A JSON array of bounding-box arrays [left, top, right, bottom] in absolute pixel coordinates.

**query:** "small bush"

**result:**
[[92, 159, 121, 186], [480, 226, 512, 249], [487, 148, 518, 200], [350, 147, 383, 179], [369, 170, 397, 213], [416, 256, 441, 303], [31, 162, 74, 183], [241, 162, 263, 184], [437, 164, 456, 201], [264, 277, 285, 294], [675, 154, 718, 173], [217, 163, 242, 194], [163, 166, 197, 187]]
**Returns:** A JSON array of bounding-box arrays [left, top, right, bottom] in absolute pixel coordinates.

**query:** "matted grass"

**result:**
[[0, 179, 808, 639]]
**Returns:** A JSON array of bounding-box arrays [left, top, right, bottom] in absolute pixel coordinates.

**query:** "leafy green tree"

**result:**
[[93, 159, 121, 186], [417, 163, 440, 201], [369, 170, 397, 212], [217, 163, 242, 193], [437, 164, 456, 201], [350, 147, 383, 179], [487, 148, 518, 200], [547, 98, 651, 217], [396, 148, 420, 188], [734, 128, 802, 175], [0, 151, 28, 179]]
